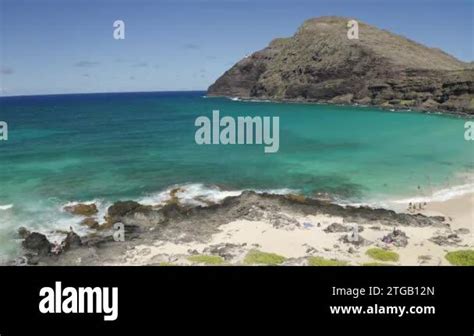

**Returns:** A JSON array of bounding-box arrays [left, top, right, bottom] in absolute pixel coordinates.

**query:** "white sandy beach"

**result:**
[[113, 192, 473, 266]]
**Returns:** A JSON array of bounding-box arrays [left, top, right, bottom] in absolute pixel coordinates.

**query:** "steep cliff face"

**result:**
[[208, 16, 473, 114]]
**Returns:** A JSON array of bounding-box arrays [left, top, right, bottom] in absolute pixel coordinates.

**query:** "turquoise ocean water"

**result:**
[[0, 91, 472, 259]]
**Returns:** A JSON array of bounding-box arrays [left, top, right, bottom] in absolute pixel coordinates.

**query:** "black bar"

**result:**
[[0, 266, 472, 335]]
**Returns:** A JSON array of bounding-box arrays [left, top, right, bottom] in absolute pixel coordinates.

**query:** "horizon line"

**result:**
[[0, 89, 208, 99]]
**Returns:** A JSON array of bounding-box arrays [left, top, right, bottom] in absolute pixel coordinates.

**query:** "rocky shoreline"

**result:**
[[11, 191, 473, 266], [209, 95, 474, 118]]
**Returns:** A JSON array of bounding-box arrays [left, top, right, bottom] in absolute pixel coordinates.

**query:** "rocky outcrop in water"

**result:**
[[64, 203, 98, 216], [208, 16, 473, 114], [105, 201, 153, 225]]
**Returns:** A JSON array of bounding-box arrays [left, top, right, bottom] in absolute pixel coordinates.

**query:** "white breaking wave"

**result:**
[[227, 97, 272, 103], [0, 204, 13, 211], [61, 199, 99, 209], [391, 182, 474, 204], [139, 183, 297, 207], [50, 199, 112, 243], [344, 182, 474, 211], [245, 99, 272, 103], [253, 187, 298, 195]]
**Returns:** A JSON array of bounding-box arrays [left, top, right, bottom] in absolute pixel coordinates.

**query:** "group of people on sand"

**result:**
[[407, 202, 428, 213], [406, 185, 430, 213]]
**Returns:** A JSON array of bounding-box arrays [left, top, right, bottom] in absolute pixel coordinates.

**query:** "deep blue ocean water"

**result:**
[[0, 91, 472, 258]]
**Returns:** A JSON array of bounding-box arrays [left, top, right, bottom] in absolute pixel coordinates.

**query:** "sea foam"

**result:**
[[391, 182, 474, 204], [139, 183, 297, 207], [344, 181, 474, 211]]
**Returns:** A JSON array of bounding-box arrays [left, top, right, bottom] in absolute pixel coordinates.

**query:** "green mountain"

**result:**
[[208, 16, 473, 114]]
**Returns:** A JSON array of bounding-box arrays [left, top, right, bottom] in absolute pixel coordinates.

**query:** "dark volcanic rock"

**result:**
[[62, 230, 82, 251], [18, 227, 31, 239], [382, 229, 409, 247], [324, 223, 347, 233], [22, 232, 52, 256], [429, 233, 462, 246], [339, 233, 370, 246], [203, 243, 246, 261], [106, 201, 153, 225], [80, 217, 99, 229], [454, 228, 470, 235], [324, 222, 363, 233], [64, 203, 98, 217], [208, 16, 473, 114], [108, 201, 143, 218]]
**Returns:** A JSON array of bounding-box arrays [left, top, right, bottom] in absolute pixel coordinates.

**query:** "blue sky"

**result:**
[[0, 0, 472, 96]]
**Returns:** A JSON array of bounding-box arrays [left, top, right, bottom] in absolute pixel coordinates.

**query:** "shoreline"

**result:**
[[419, 192, 474, 231], [9, 185, 473, 266], [206, 94, 474, 118]]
